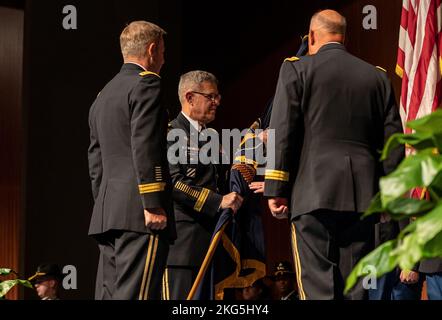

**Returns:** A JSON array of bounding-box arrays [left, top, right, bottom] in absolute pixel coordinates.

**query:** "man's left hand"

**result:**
[[268, 197, 289, 219], [249, 181, 265, 193]]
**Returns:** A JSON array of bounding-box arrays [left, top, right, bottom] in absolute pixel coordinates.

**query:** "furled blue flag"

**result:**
[[188, 36, 309, 300], [188, 112, 269, 300]]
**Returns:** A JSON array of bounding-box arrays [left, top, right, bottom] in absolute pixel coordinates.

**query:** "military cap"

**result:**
[[28, 263, 62, 283]]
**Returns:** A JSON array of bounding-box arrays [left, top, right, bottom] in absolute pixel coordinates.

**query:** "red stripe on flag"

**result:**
[[407, 1, 418, 47], [406, 0, 438, 122], [400, 4, 409, 30], [401, 72, 410, 113]]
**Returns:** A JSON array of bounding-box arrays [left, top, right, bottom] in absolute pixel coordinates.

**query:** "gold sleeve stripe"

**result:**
[[234, 156, 258, 168], [194, 188, 210, 212], [139, 70, 161, 78], [376, 66, 387, 72], [139, 182, 166, 194], [265, 169, 289, 182], [175, 181, 200, 199]]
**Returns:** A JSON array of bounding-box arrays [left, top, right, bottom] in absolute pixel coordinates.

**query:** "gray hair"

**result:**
[[178, 70, 218, 104], [311, 10, 346, 35], [120, 21, 166, 59]]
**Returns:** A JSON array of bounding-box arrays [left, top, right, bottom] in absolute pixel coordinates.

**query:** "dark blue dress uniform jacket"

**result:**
[[264, 43, 404, 218], [88, 63, 175, 241]]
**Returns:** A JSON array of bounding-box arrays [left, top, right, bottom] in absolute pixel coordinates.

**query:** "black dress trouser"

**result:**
[[95, 230, 169, 300], [162, 266, 199, 300], [290, 210, 375, 300]]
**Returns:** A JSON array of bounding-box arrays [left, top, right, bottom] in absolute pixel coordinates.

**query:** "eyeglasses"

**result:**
[[191, 91, 221, 103]]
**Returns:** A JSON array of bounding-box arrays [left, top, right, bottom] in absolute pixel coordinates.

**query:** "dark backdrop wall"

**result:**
[[22, 0, 183, 299], [0, 4, 24, 300], [0, 0, 402, 299]]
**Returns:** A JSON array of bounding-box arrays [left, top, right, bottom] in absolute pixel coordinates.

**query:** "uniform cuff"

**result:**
[[198, 189, 223, 218]]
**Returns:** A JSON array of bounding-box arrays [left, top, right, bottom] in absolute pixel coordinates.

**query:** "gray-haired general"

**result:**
[[162, 70, 243, 300], [264, 9, 404, 299], [88, 20, 175, 300]]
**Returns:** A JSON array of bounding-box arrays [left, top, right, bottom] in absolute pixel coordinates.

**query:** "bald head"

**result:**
[[308, 10, 346, 54]]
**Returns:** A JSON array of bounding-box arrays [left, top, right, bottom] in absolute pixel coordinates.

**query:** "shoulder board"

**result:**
[[284, 56, 300, 62], [376, 66, 387, 73], [139, 71, 161, 78]]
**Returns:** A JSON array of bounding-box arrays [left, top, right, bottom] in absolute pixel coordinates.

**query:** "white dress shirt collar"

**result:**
[[181, 111, 202, 132]]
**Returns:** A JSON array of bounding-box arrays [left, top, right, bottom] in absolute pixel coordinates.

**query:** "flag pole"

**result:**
[[186, 221, 229, 300]]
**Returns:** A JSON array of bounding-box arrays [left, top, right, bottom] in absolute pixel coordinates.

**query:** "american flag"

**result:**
[[396, 0, 442, 133]]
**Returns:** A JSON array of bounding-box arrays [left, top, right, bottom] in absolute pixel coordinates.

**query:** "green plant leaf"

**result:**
[[0, 268, 16, 276], [344, 240, 398, 294], [381, 109, 442, 161], [381, 132, 438, 160], [394, 203, 442, 270], [422, 230, 442, 259], [406, 109, 442, 133], [364, 196, 434, 220], [0, 279, 33, 298], [429, 171, 442, 201], [380, 151, 442, 206], [386, 198, 435, 216], [362, 193, 383, 217]]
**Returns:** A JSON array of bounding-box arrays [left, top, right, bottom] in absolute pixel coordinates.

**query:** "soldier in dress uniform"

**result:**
[[88, 21, 175, 300], [162, 70, 243, 300], [271, 261, 298, 300], [28, 263, 63, 300], [264, 10, 404, 299]]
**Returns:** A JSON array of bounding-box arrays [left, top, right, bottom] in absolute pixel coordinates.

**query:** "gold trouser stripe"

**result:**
[[139, 182, 166, 194], [164, 267, 170, 300], [161, 267, 170, 300], [265, 169, 289, 182], [194, 188, 210, 212], [139, 235, 154, 300], [291, 223, 306, 300], [143, 235, 159, 300]]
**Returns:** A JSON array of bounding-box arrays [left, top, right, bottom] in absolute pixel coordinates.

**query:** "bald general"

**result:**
[[308, 9, 346, 55]]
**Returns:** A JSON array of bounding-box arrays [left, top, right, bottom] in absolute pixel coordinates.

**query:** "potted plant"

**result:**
[[0, 268, 33, 299], [345, 109, 442, 293]]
